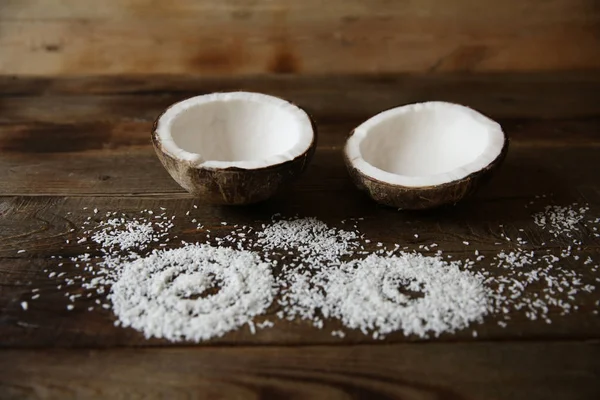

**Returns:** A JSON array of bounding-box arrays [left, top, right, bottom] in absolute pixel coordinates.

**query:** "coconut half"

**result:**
[[152, 92, 316, 205], [344, 102, 508, 209]]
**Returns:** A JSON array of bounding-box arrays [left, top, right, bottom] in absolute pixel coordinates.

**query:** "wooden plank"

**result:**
[[0, 0, 599, 75], [2, 0, 595, 21], [1, 251, 599, 347], [1, 118, 599, 155], [2, 74, 600, 120], [1, 342, 599, 400], [0, 190, 599, 347], [1, 141, 600, 198], [4, 73, 600, 98], [0, 192, 599, 258]]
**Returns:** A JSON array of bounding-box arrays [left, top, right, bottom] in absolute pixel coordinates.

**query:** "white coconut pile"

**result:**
[[110, 244, 275, 342], [320, 253, 490, 338], [22, 200, 600, 342]]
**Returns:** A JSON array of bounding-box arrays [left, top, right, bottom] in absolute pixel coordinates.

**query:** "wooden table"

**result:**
[[1, 74, 599, 399]]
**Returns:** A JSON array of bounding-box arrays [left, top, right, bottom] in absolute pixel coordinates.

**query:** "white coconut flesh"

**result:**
[[155, 92, 314, 169], [345, 102, 506, 187]]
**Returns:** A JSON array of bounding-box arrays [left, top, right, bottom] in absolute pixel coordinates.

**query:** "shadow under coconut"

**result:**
[[410, 154, 576, 237], [473, 148, 578, 203], [190, 143, 584, 243], [411, 157, 570, 214], [253, 184, 376, 221], [215, 149, 378, 220], [325, 150, 579, 249]]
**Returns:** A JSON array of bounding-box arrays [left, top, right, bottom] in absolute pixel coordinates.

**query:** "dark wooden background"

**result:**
[[1, 0, 600, 399], [0, 0, 599, 75]]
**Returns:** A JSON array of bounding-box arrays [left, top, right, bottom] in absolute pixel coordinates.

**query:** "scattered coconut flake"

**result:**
[[256, 320, 275, 329], [28, 197, 600, 343], [91, 219, 163, 251], [331, 330, 346, 338], [533, 203, 588, 238], [254, 218, 360, 327]]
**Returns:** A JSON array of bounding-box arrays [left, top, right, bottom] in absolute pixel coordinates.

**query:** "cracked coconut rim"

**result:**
[[345, 101, 506, 188], [155, 92, 314, 170]]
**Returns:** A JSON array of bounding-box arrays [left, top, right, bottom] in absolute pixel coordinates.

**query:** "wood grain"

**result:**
[[3, 73, 600, 120], [1, 0, 599, 75], [1, 141, 600, 198], [1, 342, 599, 400]]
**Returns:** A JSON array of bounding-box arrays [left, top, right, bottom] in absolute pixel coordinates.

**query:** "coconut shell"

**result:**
[[344, 131, 509, 210], [152, 117, 317, 205]]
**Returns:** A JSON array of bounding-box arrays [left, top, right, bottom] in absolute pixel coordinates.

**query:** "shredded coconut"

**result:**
[[110, 244, 275, 342], [253, 218, 361, 327], [533, 203, 588, 238], [35, 198, 600, 342], [331, 330, 346, 338], [92, 219, 161, 251], [322, 253, 489, 338]]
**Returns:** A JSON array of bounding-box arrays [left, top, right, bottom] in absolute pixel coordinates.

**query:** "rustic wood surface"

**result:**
[[1, 0, 599, 75], [0, 74, 599, 398], [1, 343, 599, 400]]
